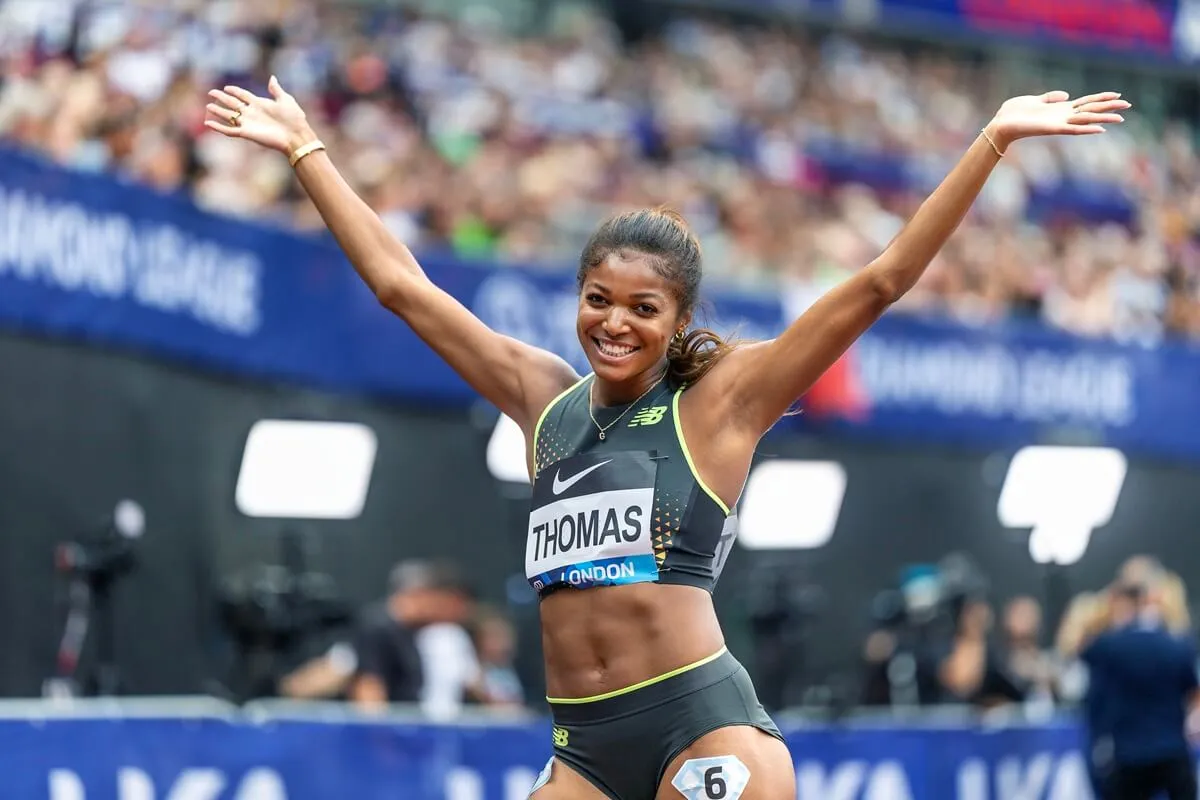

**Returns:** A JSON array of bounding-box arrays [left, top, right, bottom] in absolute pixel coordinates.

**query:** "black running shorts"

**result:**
[[542, 648, 783, 800]]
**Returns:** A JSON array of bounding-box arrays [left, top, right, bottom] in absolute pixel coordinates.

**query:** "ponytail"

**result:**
[[666, 327, 738, 388]]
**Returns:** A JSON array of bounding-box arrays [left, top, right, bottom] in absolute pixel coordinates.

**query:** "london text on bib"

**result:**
[[526, 451, 660, 592]]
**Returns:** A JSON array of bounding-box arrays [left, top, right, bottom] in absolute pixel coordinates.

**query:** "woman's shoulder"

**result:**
[[526, 359, 586, 425]]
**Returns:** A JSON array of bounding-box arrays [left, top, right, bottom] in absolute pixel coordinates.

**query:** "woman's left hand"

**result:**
[[985, 90, 1130, 154]]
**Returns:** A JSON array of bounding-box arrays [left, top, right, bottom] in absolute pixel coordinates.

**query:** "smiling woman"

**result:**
[[204, 76, 1129, 800], [575, 209, 738, 397]]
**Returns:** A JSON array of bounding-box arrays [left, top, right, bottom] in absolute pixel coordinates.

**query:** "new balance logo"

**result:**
[[553, 727, 570, 748], [628, 406, 667, 427]]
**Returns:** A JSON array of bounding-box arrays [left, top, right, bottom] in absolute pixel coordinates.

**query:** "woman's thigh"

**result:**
[[529, 757, 614, 800], [656, 725, 795, 800]]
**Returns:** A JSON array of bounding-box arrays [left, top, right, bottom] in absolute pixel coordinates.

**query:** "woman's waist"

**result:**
[[539, 583, 725, 702]]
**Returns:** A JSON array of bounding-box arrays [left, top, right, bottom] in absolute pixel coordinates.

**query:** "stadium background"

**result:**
[[1, 0, 1199, 797]]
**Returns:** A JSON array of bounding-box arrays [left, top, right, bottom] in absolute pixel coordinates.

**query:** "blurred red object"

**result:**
[[804, 350, 870, 422]]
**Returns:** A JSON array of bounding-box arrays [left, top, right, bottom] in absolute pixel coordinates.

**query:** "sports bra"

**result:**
[[525, 375, 737, 596]]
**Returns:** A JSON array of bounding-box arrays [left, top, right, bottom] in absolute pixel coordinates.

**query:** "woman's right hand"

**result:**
[[205, 76, 316, 155]]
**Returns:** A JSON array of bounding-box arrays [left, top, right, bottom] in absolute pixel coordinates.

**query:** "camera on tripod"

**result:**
[[864, 553, 991, 707], [872, 553, 990, 638], [55, 500, 145, 583], [217, 531, 351, 701], [48, 500, 146, 698]]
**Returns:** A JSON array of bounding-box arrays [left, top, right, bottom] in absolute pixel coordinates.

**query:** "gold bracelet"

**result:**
[[289, 139, 326, 168], [980, 128, 1005, 158]]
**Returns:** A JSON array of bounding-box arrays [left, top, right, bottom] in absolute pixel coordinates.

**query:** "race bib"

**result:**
[[526, 451, 660, 592]]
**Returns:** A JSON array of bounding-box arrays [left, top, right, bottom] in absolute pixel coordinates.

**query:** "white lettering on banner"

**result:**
[[0, 186, 262, 336], [473, 274, 587, 374], [446, 767, 483, 800], [997, 754, 1054, 800], [444, 767, 539, 800], [955, 753, 1093, 800], [48, 771, 84, 800], [505, 767, 538, 799], [857, 336, 1134, 427], [47, 767, 287, 800], [795, 760, 913, 800]]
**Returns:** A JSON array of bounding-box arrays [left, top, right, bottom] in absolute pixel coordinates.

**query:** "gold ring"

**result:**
[[229, 109, 242, 126]]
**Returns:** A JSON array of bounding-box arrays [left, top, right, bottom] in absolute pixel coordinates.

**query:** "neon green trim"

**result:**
[[533, 375, 592, 454], [546, 647, 728, 705], [672, 389, 731, 516]]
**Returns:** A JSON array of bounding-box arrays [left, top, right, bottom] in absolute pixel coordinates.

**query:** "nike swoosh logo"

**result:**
[[552, 460, 612, 496]]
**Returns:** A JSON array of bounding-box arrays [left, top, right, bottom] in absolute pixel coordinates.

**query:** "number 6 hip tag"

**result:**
[[671, 755, 750, 800]]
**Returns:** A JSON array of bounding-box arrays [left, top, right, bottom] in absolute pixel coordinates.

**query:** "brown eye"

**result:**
[[636, 304, 657, 316]]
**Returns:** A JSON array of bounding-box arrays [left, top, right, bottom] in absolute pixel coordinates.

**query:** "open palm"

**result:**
[[989, 90, 1129, 149], [204, 76, 311, 154]]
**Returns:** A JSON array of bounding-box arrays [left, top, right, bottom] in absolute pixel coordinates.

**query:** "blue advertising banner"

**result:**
[[0, 148, 780, 406], [0, 714, 1118, 800], [741, 0, 1192, 63], [869, 0, 1182, 60], [3, 147, 1200, 461], [832, 314, 1200, 461]]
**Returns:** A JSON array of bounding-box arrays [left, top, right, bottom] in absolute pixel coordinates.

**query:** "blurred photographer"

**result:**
[[937, 595, 1025, 709], [350, 560, 477, 714], [279, 559, 478, 716], [928, 554, 1025, 709], [860, 557, 1012, 709], [860, 565, 948, 708], [1082, 576, 1200, 800]]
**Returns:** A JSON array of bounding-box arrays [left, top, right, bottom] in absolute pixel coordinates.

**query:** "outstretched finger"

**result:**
[[1061, 124, 1107, 136], [208, 89, 243, 111], [224, 85, 259, 106], [268, 75, 288, 100], [1070, 111, 1125, 126], [1071, 91, 1122, 107], [204, 119, 242, 137], [1077, 99, 1132, 114], [206, 102, 240, 123], [1041, 90, 1070, 103]]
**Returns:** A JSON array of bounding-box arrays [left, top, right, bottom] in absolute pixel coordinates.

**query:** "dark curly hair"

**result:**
[[578, 207, 737, 387]]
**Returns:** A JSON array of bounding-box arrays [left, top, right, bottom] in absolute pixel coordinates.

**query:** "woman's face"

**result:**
[[577, 251, 685, 386]]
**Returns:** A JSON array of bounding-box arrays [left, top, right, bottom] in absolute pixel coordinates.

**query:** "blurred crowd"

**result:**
[[3, 0, 1200, 343], [857, 554, 1194, 715]]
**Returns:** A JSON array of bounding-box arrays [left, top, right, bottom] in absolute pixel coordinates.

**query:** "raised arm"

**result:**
[[709, 90, 1129, 436], [204, 77, 578, 430]]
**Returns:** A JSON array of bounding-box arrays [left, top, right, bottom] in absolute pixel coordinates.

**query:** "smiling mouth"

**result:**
[[593, 338, 640, 359]]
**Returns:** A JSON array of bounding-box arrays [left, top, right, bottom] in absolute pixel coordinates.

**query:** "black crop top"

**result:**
[[525, 375, 737, 596]]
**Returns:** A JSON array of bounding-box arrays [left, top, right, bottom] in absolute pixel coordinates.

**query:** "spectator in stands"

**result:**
[[1051, 562, 1194, 798], [1054, 591, 1102, 704], [1, 0, 1197, 345], [937, 596, 1026, 709], [1158, 572, 1194, 635], [998, 596, 1058, 705], [1081, 576, 1200, 800], [350, 559, 477, 716], [1117, 556, 1193, 634]]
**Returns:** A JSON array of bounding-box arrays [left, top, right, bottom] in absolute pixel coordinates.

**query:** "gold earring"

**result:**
[[673, 329, 686, 343]]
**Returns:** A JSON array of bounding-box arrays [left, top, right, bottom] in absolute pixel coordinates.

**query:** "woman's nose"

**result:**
[[603, 308, 630, 335]]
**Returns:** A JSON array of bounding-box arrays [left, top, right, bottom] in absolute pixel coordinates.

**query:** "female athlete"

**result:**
[[205, 77, 1128, 799]]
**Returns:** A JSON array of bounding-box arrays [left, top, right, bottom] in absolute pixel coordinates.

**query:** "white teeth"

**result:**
[[597, 340, 636, 358]]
